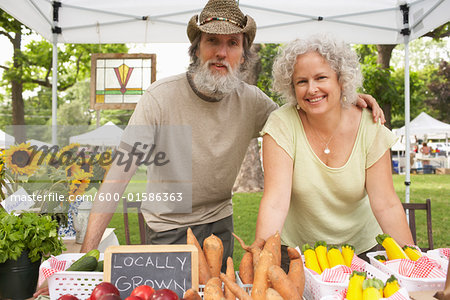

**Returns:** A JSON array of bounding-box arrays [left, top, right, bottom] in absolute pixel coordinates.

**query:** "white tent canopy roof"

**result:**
[[0, 129, 15, 149], [0, 0, 448, 44], [395, 112, 450, 139], [26, 139, 54, 148], [69, 121, 124, 146]]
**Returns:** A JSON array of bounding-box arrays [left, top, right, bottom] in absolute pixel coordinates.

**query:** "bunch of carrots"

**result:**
[[302, 241, 355, 274], [347, 271, 401, 300], [183, 229, 305, 300]]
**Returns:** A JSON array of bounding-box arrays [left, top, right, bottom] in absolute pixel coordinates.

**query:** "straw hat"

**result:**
[[187, 0, 256, 46]]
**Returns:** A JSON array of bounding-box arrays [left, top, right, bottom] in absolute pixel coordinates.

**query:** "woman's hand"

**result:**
[[366, 151, 414, 246], [255, 134, 293, 241], [356, 94, 386, 124]]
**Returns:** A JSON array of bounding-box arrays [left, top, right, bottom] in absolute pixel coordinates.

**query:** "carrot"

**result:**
[[224, 257, 235, 300], [239, 251, 254, 284], [183, 288, 202, 300], [204, 277, 225, 300], [287, 248, 305, 297], [253, 237, 266, 249], [187, 227, 211, 284], [220, 273, 252, 300], [251, 246, 262, 269], [232, 232, 251, 251], [266, 288, 284, 300], [264, 232, 281, 266], [203, 234, 224, 278], [251, 249, 275, 300], [268, 264, 302, 300], [287, 246, 301, 260]]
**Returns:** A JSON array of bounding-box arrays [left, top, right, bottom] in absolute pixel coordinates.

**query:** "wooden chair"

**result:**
[[402, 198, 434, 251], [123, 199, 146, 244]]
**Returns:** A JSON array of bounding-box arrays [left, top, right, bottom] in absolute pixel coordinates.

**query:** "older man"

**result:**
[[81, 0, 381, 263], [80, 0, 277, 260]]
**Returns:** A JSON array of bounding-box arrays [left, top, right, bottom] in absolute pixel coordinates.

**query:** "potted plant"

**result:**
[[0, 211, 66, 299]]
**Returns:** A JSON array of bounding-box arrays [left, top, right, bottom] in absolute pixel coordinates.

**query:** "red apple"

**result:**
[[90, 282, 120, 300], [58, 295, 80, 300], [125, 296, 143, 300], [151, 289, 179, 300], [98, 293, 122, 300], [131, 285, 155, 300]]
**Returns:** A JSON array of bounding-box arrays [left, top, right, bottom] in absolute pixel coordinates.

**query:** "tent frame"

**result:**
[[12, 0, 449, 203]]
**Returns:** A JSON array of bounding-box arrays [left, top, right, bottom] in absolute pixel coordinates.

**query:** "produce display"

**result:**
[[232, 231, 305, 300], [41, 231, 448, 300], [346, 271, 401, 300], [66, 249, 102, 272], [302, 241, 354, 274]]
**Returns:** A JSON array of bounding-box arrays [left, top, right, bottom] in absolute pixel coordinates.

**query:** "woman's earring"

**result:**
[[342, 96, 348, 103], [296, 104, 300, 110]]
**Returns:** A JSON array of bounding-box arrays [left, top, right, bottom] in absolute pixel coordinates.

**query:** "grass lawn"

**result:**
[[108, 172, 449, 268]]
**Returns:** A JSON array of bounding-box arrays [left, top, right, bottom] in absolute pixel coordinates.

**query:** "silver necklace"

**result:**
[[298, 104, 340, 155], [310, 126, 336, 154]]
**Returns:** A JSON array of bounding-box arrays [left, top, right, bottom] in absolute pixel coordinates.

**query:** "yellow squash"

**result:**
[[376, 234, 408, 260], [341, 244, 355, 267], [346, 271, 366, 300], [302, 244, 322, 274], [362, 278, 384, 300], [327, 245, 346, 267], [314, 241, 330, 272], [402, 245, 422, 261], [383, 275, 401, 298], [373, 255, 387, 263]]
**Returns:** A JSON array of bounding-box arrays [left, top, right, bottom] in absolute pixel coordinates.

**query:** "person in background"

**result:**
[[420, 142, 431, 165], [255, 35, 413, 270]]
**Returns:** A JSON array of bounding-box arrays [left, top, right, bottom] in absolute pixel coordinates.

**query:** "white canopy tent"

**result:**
[[26, 139, 54, 148], [395, 111, 450, 158], [69, 121, 124, 146], [0, 0, 449, 202], [0, 129, 15, 149], [395, 112, 450, 139]]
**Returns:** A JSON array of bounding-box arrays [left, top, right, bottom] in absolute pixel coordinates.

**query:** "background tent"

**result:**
[[395, 112, 450, 158], [1, 0, 449, 202], [0, 129, 15, 149], [395, 112, 450, 139], [69, 121, 124, 146], [26, 139, 54, 148]]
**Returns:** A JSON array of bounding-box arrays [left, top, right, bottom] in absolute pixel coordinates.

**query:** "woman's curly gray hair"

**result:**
[[272, 34, 363, 106]]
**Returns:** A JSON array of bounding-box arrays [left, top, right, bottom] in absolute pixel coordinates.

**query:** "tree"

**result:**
[[370, 22, 449, 129], [426, 61, 449, 123], [0, 10, 128, 141], [257, 43, 283, 106], [0, 11, 30, 141]]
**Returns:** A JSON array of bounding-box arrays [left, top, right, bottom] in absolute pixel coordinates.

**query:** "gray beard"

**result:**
[[189, 59, 241, 99]]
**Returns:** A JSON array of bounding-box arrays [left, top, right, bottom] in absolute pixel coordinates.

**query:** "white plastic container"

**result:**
[[426, 249, 449, 273], [303, 260, 388, 300], [40, 253, 104, 300], [367, 251, 445, 292]]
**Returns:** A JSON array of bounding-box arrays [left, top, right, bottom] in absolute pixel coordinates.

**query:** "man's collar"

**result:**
[[186, 71, 223, 103]]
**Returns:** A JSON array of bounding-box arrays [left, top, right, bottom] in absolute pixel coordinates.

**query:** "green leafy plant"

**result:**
[[0, 211, 66, 263]]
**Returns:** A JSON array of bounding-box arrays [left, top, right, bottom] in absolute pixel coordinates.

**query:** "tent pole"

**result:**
[[51, 36, 58, 145], [51, 1, 61, 145], [404, 39, 410, 204], [401, 4, 410, 204]]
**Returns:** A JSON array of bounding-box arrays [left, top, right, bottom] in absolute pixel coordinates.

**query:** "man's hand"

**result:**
[[33, 286, 49, 298], [356, 94, 386, 124]]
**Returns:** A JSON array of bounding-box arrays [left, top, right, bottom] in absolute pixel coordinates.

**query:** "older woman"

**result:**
[[255, 35, 413, 267]]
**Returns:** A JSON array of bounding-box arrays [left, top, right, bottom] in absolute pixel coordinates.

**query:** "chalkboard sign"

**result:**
[[104, 245, 199, 299]]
